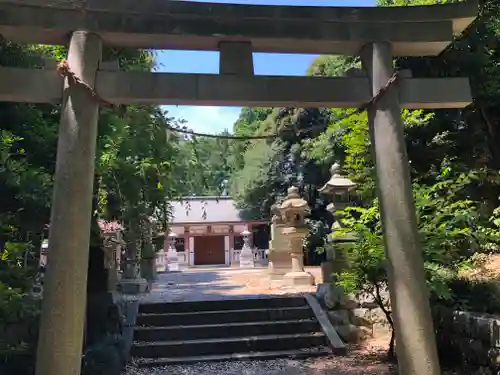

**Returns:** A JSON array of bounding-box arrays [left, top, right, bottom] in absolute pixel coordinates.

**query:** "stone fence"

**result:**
[[319, 286, 500, 374], [433, 307, 500, 374], [318, 286, 390, 343]]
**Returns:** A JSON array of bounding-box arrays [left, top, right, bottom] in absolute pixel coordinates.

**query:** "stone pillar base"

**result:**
[[240, 261, 255, 268], [166, 262, 180, 272], [166, 250, 180, 272], [321, 261, 335, 284], [107, 269, 119, 292], [140, 258, 157, 282], [319, 283, 352, 310], [268, 251, 291, 280], [239, 249, 255, 268], [269, 270, 288, 281], [156, 250, 166, 273], [316, 282, 331, 301], [118, 278, 149, 295], [283, 270, 314, 286]]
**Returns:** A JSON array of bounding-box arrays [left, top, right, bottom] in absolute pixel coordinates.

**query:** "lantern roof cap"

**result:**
[[319, 163, 357, 194], [280, 186, 309, 211]]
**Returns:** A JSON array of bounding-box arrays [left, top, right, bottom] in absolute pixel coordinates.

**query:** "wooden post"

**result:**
[[35, 31, 102, 375], [361, 42, 441, 375], [219, 41, 254, 76]]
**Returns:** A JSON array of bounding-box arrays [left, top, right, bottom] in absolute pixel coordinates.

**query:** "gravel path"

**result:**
[[124, 342, 398, 375], [124, 341, 465, 375]]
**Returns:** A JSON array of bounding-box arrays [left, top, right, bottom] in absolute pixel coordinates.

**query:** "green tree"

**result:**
[[336, 168, 500, 359], [0, 40, 194, 372]]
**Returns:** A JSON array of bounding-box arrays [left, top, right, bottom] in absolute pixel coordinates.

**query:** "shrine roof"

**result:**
[[170, 196, 246, 224]]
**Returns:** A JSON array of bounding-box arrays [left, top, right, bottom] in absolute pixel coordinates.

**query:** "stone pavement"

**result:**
[[141, 267, 322, 303]]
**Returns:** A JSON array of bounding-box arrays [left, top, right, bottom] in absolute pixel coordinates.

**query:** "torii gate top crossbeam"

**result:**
[[0, 0, 477, 56]]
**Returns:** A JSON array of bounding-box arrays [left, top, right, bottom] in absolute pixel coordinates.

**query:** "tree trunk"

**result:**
[[387, 321, 396, 361], [373, 284, 396, 361]]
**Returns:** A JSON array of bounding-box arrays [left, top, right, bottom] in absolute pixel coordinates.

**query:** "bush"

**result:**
[[333, 169, 500, 358], [81, 334, 127, 375], [0, 241, 40, 373], [445, 278, 500, 314]]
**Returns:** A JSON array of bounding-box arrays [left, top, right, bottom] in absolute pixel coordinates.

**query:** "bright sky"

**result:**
[[159, 0, 376, 134]]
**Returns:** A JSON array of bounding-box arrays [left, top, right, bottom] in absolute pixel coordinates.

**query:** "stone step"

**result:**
[[131, 332, 327, 358], [134, 318, 321, 342], [136, 306, 314, 327], [134, 347, 332, 367], [138, 296, 307, 314]]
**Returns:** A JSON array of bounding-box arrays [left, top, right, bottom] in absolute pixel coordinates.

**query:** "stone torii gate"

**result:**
[[0, 1, 477, 374]]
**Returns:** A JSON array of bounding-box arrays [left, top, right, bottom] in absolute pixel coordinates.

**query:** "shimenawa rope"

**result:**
[[56, 60, 399, 141]]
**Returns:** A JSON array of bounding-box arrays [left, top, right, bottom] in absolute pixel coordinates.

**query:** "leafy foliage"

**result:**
[[0, 241, 40, 372], [81, 335, 126, 375], [0, 40, 216, 372], [334, 168, 500, 357], [227, 0, 500, 358], [2, 0, 500, 369]]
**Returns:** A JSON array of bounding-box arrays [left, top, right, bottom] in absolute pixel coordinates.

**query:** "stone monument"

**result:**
[[166, 231, 180, 272], [156, 245, 166, 273], [118, 221, 148, 295], [239, 230, 255, 268], [267, 203, 291, 280], [317, 163, 358, 300], [102, 230, 125, 292], [140, 217, 157, 282], [279, 187, 314, 286]]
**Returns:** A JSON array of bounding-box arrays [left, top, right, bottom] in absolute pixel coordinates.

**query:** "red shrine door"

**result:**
[[194, 235, 225, 265]]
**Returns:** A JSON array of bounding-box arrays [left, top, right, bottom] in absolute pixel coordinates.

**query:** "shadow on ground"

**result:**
[[141, 268, 318, 304], [126, 345, 397, 375]]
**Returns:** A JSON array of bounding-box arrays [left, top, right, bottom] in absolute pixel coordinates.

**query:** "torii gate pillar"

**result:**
[[361, 42, 441, 375], [35, 31, 102, 375]]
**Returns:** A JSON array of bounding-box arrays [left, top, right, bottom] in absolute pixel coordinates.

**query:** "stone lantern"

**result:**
[[119, 222, 148, 295], [156, 236, 166, 273], [279, 186, 314, 286], [317, 163, 357, 296], [319, 163, 357, 197], [140, 216, 157, 282], [166, 231, 180, 272], [102, 230, 126, 291], [239, 229, 255, 268], [267, 202, 289, 280]]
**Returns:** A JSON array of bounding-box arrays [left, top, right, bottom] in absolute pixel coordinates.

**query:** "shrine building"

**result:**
[[165, 196, 270, 267]]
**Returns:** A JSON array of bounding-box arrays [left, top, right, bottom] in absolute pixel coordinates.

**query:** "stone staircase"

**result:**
[[131, 296, 335, 367]]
